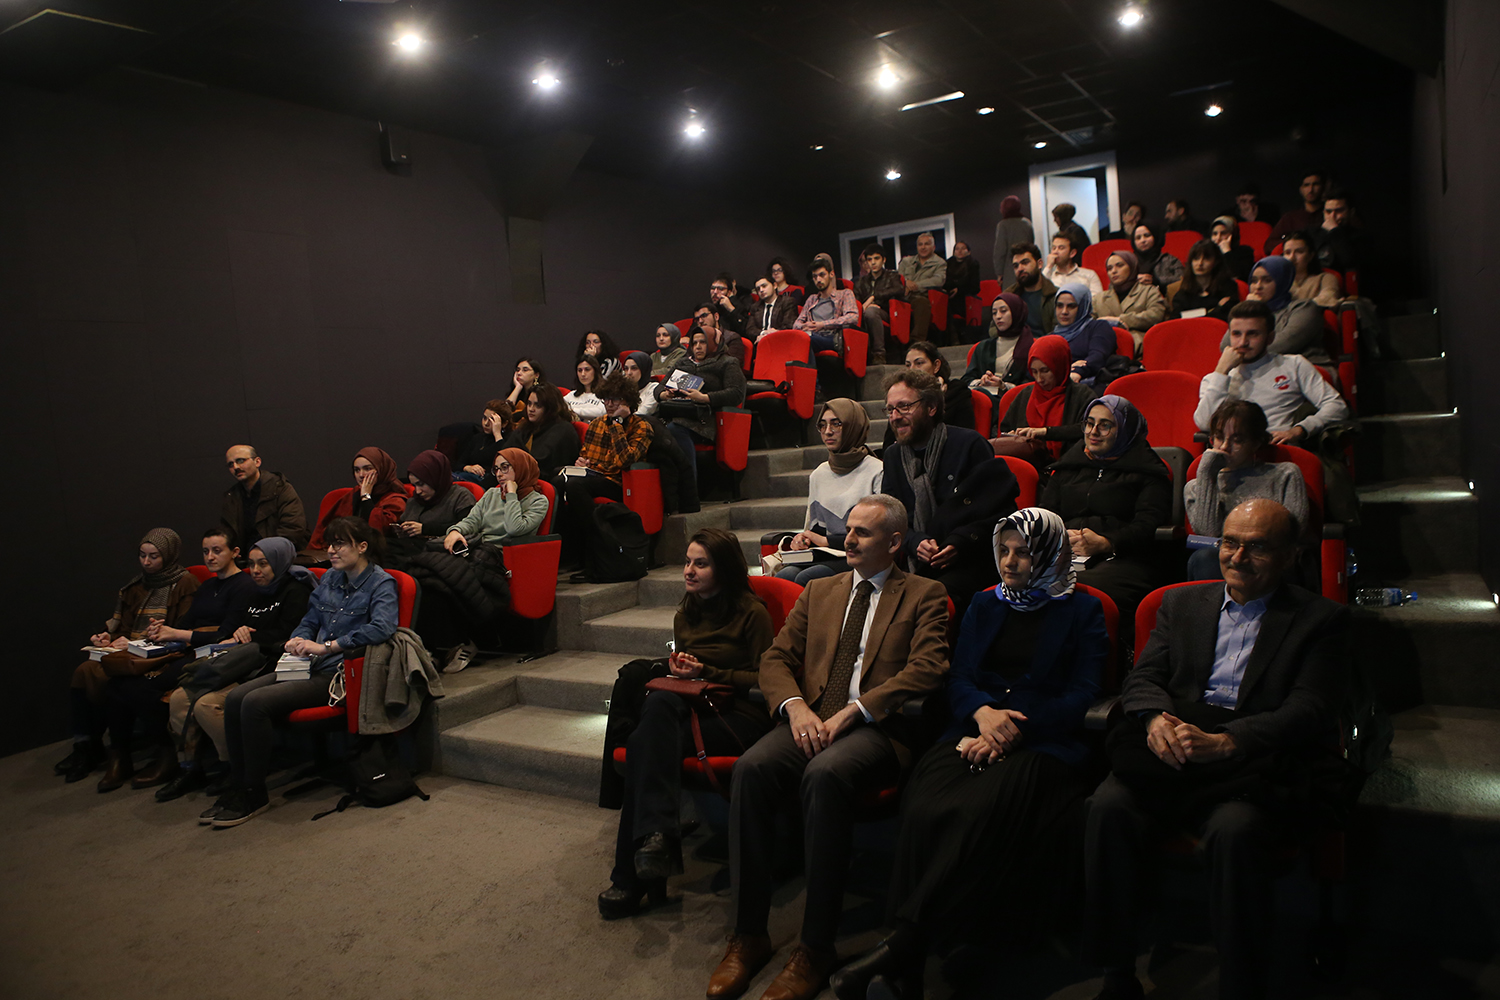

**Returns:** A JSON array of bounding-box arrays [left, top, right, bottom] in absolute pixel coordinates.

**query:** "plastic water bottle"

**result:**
[[1354, 587, 1418, 607]]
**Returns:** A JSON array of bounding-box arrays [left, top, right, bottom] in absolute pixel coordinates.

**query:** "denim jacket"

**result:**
[[290, 564, 399, 673]]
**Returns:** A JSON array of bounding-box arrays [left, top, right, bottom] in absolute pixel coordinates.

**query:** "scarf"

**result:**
[[1084, 394, 1147, 461], [1050, 281, 1097, 343], [355, 446, 401, 498], [112, 528, 186, 638], [1212, 215, 1241, 249], [1133, 223, 1165, 272], [992, 508, 1075, 611], [988, 291, 1028, 341], [406, 449, 453, 500], [1107, 250, 1139, 297], [898, 419, 948, 533], [624, 350, 653, 384], [248, 536, 300, 595], [1252, 255, 1295, 312], [1025, 335, 1073, 459], [822, 397, 871, 474], [499, 447, 540, 497], [1000, 195, 1024, 220]]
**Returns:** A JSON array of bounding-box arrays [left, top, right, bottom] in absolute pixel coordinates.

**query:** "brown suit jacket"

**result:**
[[758, 565, 950, 743]]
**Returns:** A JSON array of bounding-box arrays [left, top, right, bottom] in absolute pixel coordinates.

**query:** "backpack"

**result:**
[[584, 501, 650, 583], [311, 735, 429, 820]]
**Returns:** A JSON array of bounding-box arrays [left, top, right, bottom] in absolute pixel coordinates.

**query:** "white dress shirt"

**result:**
[[780, 564, 892, 723]]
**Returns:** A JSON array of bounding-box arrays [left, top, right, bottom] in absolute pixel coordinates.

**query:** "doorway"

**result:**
[[1028, 152, 1121, 244]]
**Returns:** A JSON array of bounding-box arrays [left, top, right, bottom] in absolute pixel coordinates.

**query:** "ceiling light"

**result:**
[[1033, 140, 1048, 149], [900, 91, 965, 111], [877, 66, 899, 89], [1205, 103, 1223, 117], [977, 107, 995, 115], [533, 73, 559, 89], [684, 121, 705, 138], [395, 32, 423, 53], [1117, 7, 1144, 28], [810, 144, 824, 150], [885, 168, 901, 181]]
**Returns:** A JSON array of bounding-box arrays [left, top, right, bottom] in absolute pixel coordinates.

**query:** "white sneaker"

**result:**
[[444, 643, 477, 673]]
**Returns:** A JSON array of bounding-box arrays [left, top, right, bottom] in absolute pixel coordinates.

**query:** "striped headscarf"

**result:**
[[992, 508, 1074, 612]]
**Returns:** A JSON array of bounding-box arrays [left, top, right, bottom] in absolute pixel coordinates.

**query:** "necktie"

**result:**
[[817, 580, 874, 721]]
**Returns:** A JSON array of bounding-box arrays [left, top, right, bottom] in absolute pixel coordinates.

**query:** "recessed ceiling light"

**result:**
[[900, 91, 965, 111], [810, 144, 825, 150], [885, 168, 901, 181], [877, 66, 899, 89], [1205, 103, 1223, 117], [684, 122, 705, 138], [395, 32, 423, 52], [533, 73, 559, 89], [977, 107, 995, 115], [1118, 7, 1143, 28], [1033, 140, 1048, 149]]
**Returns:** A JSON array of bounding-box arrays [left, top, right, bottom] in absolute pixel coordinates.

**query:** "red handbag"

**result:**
[[643, 676, 740, 796]]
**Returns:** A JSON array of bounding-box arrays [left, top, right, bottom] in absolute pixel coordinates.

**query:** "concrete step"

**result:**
[[744, 447, 809, 496], [1377, 311, 1441, 360], [727, 496, 813, 529], [578, 604, 677, 658], [1354, 478, 1478, 577], [438, 704, 607, 801], [1360, 357, 1449, 416], [1354, 411, 1462, 481], [512, 651, 619, 713], [1361, 705, 1500, 821], [764, 468, 813, 497], [1352, 573, 1500, 712]]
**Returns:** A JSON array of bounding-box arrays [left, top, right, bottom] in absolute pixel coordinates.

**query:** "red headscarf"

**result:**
[[498, 448, 541, 498], [1025, 336, 1073, 458]]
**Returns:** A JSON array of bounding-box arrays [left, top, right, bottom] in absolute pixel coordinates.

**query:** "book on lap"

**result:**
[[275, 654, 313, 682]]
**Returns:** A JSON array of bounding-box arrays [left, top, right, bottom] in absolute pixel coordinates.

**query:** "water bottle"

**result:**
[[1354, 587, 1418, 607]]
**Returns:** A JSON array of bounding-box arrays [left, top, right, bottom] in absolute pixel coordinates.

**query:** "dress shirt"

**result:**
[[1202, 587, 1269, 708], [779, 564, 893, 723]]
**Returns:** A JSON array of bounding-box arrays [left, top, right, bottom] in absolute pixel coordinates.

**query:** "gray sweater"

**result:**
[[1183, 453, 1310, 537]]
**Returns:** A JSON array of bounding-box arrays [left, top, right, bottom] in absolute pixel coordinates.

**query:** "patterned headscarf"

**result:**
[[992, 508, 1074, 612]]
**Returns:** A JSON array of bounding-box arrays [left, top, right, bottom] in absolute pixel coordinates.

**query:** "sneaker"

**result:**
[[212, 786, 270, 828], [443, 642, 477, 673], [200, 792, 237, 825]]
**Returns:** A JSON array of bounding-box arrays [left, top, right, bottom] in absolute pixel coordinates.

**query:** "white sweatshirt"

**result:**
[[1193, 352, 1350, 438]]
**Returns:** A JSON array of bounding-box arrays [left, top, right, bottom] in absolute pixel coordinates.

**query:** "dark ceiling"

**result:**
[[0, 0, 1408, 194]]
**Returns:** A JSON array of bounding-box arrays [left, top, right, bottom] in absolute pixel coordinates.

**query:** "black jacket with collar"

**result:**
[[882, 425, 1019, 569], [1041, 435, 1172, 559], [745, 295, 800, 341]]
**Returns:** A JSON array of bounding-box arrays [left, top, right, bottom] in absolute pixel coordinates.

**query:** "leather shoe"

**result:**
[[830, 940, 899, 1000], [131, 749, 181, 789], [633, 831, 682, 881], [61, 740, 104, 783], [596, 880, 668, 920], [156, 765, 208, 802], [760, 943, 838, 1000], [706, 932, 773, 1000], [96, 749, 134, 793]]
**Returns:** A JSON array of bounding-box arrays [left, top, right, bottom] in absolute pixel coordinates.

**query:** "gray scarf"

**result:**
[[898, 420, 948, 533]]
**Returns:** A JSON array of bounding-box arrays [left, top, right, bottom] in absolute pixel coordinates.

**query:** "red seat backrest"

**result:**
[[1162, 230, 1202, 265], [572, 420, 588, 447], [1106, 370, 1206, 455], [455, 480, 484, 501], [535, 480, 557, 535], [387, 569, 419, 628], [1238, 221, 1272, 255], [997, 455, 1039, 508], [785, 284, 805, 299], [186, 565, 214, 584], [995, 383, 1027, 428], [1141, 317, 1229, 377], [841, 279, 854, 291], [980, 279, 1001, 301], [1075, 582, 1120, 688], [1113, 326, 1134, 358], [317, 488, 353, 530], [751, 329, 811, 380], [1082, 239, 1132, 284], [1135, 582, 1206, 665], [674, 318, 692, 336], [748, 576, 803, 635], [1234, 278, 1249, 300]]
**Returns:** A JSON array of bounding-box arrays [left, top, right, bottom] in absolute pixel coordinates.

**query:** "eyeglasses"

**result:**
[[326, 539, 351, 551], [817, 418, 844, 430], [493, 461, 512, 473], [883, 400, 921, 418], [1218, 536, 1279, 558], [709, 284, 728, 293]]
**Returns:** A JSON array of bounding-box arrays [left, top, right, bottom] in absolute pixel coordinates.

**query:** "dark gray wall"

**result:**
[[0, 72, 807, 757], [1413, 0, 1500, 595]]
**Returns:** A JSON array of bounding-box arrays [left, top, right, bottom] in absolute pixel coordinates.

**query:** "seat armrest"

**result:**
[[899, 696, 926, 718], [1085, 695, 1123, 731], [1322, 523, 1344, 540], [747, 686, 766, 706], [761, 530, 796, 547], [1192, 431, 1209, 444], [1155, 525, 1186, 542]]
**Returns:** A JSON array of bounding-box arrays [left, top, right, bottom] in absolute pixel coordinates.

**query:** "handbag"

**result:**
[[644, 676, 740, 796], [656, 398, 700, 419], [99, 649, 188, 677]]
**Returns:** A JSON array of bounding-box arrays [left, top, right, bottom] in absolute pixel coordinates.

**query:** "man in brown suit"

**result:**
[[707, 494, 950, 1000]]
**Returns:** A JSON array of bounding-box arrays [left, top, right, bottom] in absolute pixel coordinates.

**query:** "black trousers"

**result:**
[[559, 475, 623, 566], [104, 663, 184, 749], [222, 672, 334, 790], [1084, 773, 1276, 1000], [610, 690, 769, 888], [730, 721, 900, 953]]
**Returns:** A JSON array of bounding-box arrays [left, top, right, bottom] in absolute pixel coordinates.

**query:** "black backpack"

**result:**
[[312, 735, 429, 820], [585, 501, 650, 583]]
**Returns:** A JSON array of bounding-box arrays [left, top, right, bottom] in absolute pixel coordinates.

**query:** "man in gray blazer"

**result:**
[[1083, 498, 1349, 1000]]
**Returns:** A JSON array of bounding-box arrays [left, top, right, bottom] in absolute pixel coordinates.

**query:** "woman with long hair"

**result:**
[[1283, 230, 1342, 308], [563, 355, 607, 421], [454, 400, 513, 485], [1130, 222, 1184, 289], [505, 356, 546, 421], [1167, 240, 1241, 322], [576, 329, 622, 379], [767, 257, 804, 306], [501, 383, 581, 480]]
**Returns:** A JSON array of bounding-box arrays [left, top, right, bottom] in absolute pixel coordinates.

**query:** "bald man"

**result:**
[[219, 445, 309, 552], [1083, 499, 1349, 1000]]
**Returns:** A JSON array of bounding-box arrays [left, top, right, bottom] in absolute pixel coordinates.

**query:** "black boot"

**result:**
[[830, 926, 920, 1000], [156, 763, 209, 802], [633, 831, 683, 881], [63, 739, 105, 783], [596, 879, 669, 920]]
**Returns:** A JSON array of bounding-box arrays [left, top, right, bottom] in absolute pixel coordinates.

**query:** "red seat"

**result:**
[[186, 565, 214, 584], [1113, 326, 1135, 359], [673, 318, 692, 336], [994, 383, 1027, 429], [1234, 278, 1249, 300], [1238, 221, 1272, 255], [979, 279, 1001, 301], [841, 279, 854, 291], [1107, 370, 1206, 457], [784, 284, 805, 299], [287, 569, 420, 731], [1134, 582, 1203, 667], [693, 408, 753, 500], [595, 465, 665, 539], [1082, 239, 1132, 285], [572, 420, 588, 447], [888, 290, 950, 346], [997, 455, 1039, 509], [746, 329, 817, 421], [748, 575, 802, 634], [1162, 230, 1202, 265], [970, 388, 993, 437], [1344, 270, 1359, 297], [454, 480, 484, 501], [1141, 317, 1230, 377], [810, 323, 868, 379], [315, 488, 353, 533]]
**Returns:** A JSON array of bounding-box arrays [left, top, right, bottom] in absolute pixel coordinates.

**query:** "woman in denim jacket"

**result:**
[[205, 517, 399, 828]]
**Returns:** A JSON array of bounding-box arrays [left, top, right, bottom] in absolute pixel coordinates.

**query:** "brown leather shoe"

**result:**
[[96, 749, 134, 793], [130, 750, 181, 789], [759, 944, 839, 1000], [706, 932, 774, 999]]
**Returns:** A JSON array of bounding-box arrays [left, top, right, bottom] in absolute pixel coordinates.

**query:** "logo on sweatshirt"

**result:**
[[1273, 374, 1291, 391]]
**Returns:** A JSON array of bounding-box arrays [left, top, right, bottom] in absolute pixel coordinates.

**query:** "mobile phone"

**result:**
[[452, 540, 469, 557]]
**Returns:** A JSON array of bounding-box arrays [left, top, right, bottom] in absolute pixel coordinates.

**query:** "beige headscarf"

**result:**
[[823, 398, 871, 474]]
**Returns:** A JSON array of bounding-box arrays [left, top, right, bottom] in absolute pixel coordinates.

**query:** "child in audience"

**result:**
[[57, 529, 199, 784], [454, 401, 512, 484], [650, 325, 686, 377], [306, 448, 407, 556], [206, 517, 398, 828], [1184, 399, 1310, 580], [776, 398, 883, 585], [502, 383, 580, 479], [504, 356, 545, 420], [563, 355, 607, 421], [577, 330, 622, 379]]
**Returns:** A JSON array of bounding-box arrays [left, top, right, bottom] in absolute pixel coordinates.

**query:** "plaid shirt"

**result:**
[[580, 414, 654, 481], [794, 286, 860, 331]]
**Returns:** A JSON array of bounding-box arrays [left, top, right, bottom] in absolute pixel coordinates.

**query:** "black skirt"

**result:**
[[888, 743, 1089, 941]]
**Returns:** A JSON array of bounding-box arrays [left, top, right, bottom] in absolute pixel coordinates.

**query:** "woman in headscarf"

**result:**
[[621, 350, 699, 515], [1282, 230, 1343, 309], [652, 325, 747, 487], [1209, 215, 1255, 281], [829, 509, 1109, 998], [1130, 221, 1185, 289], [1095, 249, 1166, 351], [650, 324, 687, 377], [57, 528, 200, 784], [960, 293, 1033, 399], [1049, 283, 1118, 383], [159, 536, 317, 802], [444, 448, 550, 550], [995, 335, 1099, 471], [1167, 239, 1241, 322], [1231, 255, 1330, 364], [992, 196, 1036, 289], [307, 447, 407, 554], [501, 382, 581, 480], [393, 449, 476, 544], [774, 398, 884, 586], [1040, 395, 1172, 621]]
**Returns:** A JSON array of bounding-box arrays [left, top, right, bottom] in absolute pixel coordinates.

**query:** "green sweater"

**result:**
[[447, 487, 549, 544]]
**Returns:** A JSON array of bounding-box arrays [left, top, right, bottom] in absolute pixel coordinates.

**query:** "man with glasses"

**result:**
[[709, 273, 753, 356], [879, 370, 1018, 617], [1083, 498, 1349, 1000], [219, 445, 309, 553]]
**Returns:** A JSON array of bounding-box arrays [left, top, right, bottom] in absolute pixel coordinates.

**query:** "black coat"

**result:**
[[1041, 435, 1172, 560], [502, 420, 580, 480], [944, 256, 980, 300], [882, 426, 1019, 570]]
